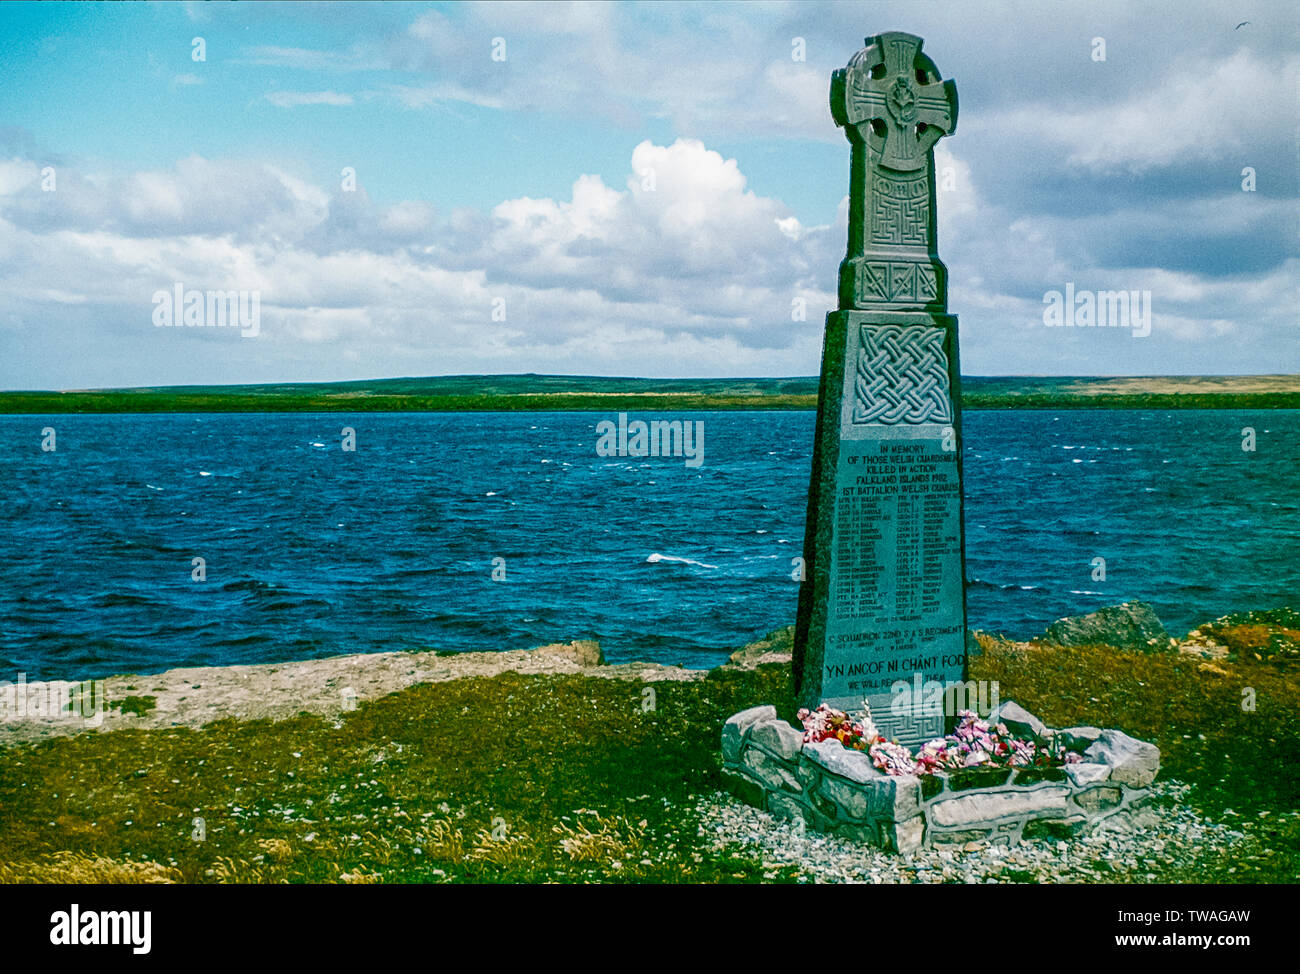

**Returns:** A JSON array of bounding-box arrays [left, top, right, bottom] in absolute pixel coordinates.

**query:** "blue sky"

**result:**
[[0, 0, 1295, 388]]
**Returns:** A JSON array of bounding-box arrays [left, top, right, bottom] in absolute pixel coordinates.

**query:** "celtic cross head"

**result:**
[[831, 32, 958, 172]]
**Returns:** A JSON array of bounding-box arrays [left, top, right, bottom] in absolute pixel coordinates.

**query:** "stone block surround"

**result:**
[[721, 704, 1159, 854]]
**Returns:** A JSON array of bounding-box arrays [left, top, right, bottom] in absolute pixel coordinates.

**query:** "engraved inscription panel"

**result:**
[[820, 434, 966, 730]]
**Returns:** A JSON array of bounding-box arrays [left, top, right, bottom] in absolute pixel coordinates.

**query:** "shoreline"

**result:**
[[4, 605, 1293, 748], [2, 395, 1296, 413], [0, 639, 704, 748]]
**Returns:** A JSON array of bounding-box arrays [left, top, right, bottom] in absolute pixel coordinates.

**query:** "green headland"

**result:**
[[1, 373, 1297, 413]]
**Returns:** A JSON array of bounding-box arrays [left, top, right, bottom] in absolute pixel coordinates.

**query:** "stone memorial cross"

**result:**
[[794, 32, 968, 748]]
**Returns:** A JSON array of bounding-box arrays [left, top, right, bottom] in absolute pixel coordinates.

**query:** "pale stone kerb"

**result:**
[[741, 745, 802, 794], [1084, 729, 1160, 788], [748, 719, 805, 763], [1065, 762, 1111, 787], [988, 700, 1047, 739], [928, 827, 998, 847], [926, 783, 1072, 829], [721, 704, 777, 765], [1053, 725, 1103, 754], [1071, 782, 1151, 823], [809, 757, 922, 826], [766, 791, 810, 825], [802, 738, 881, 783], [795, 755, 821, 791], [1070, 784, 1124, 815], [718, 706, 1160, 853], [818, 774, 870, 821], [887, 816, 926, 855], [830, 820, 882, 846], [869, 773, 922, 821], [1091, 791, 1160, 834], [993, 821, 1028, 846], [767, 790, 838, 833]]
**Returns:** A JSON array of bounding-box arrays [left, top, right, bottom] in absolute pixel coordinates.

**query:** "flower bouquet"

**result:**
[[798, 705, 1080, 778]]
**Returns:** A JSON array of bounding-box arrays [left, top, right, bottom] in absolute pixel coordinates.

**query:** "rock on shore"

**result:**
[[1042, 601, 1171, 651]]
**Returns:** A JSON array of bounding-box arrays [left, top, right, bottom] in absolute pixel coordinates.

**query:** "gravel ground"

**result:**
[[697, 781, 1247, 883]]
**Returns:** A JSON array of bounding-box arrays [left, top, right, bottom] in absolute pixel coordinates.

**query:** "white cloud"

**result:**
[[381, 82, 504, 110], [0, 159, 40, 195], [995, 49, 1299, 173], [265, 90, 355, 108], [244, 45, 385, 72], [372, 5, 838, 139], [0, 131, 1293, 386], [0, 155, 329, 239], [0, 140, 834, 384]]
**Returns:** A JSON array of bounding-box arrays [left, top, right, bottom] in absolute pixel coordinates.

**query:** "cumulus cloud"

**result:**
[[0, 140, 839, 385], [292, 3, 841, 139], [272, 0, 1295, 154], [0, 155, 329, 239]]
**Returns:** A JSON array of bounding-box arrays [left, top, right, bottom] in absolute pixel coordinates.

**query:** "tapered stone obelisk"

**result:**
[[794, 32, 968, 748]]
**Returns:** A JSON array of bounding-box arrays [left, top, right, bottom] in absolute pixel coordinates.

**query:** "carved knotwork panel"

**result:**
[[852, 324, 953, 425]]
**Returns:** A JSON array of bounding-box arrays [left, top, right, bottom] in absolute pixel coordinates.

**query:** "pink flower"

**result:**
[[794, 702, 1076, 778]]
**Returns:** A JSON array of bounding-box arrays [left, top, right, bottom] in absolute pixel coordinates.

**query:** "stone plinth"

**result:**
[[721, 707, 1159, 853]]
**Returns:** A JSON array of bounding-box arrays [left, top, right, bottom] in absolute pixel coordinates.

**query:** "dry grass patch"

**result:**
[[0, 851, 181, 884], [554, 812, 646, 864], [466, 826, 538, 869]]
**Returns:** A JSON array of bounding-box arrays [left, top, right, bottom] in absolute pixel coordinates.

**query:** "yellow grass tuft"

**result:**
[[338, 869, 383, 884], [210, 855, 289, 884], [420, 819, 466, 862], [466, 826, 536, 868], [553, 814, 646, 864], [0, 851, 182, 884], [255, 838, 293, 863]]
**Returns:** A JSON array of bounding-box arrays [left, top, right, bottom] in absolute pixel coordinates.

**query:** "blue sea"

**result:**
[[1, 410, 1296, 681]]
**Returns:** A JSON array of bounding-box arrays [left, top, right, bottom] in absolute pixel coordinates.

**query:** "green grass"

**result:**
[[1, 637, 1296, 883], [0, 667, 802, 884], [108, 695, 157, 718], [970, 636, 1300, 883], [971, 636, 1299, 815]]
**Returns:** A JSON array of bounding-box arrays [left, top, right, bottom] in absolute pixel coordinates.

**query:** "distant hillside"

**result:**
[[0, 373, 1296, 413]]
